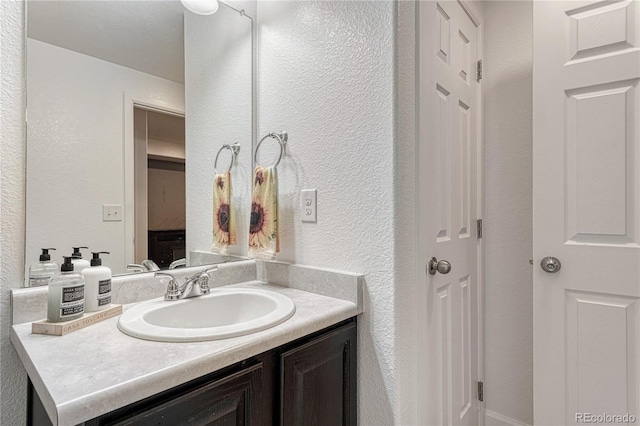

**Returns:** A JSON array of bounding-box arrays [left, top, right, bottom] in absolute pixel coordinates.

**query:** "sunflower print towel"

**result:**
[[248, 166, 279, 258], [213, 172, 236, 252]]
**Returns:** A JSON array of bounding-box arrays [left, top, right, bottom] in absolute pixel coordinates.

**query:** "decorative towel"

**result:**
[[213, 172, 236, 252], [248, 166, 279, 258]]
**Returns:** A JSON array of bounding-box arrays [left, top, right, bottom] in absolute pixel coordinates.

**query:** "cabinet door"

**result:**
[[281, 322, 357, 426], [113, 363, 263, 426]]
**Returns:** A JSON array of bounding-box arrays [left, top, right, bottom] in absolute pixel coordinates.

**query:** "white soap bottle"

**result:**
[[28, 248, 59, 287], [83, 251, 112, 312], [47, 256, 85, 323], [70, 246, 90, 273]]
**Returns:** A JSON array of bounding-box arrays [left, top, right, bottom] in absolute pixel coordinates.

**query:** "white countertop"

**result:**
[[11, 281, 361, 426]]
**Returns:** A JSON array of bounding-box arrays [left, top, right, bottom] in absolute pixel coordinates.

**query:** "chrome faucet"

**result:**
[[169, 258, 187, 269], [127, 264, 146, 273], [127, 260, 160, 273], [156, 266, 219, 301], [142, 259, 161, 271]]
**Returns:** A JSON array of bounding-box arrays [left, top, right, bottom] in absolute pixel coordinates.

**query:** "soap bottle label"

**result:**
[[98, 279, 111, 295], [98, 279, 111, 306], [98, 296, 112, 306], [61, 303, 84, 318], [60, 284, 84, 319], [29, 277, 50, 287], [62, 285, 84, 302]]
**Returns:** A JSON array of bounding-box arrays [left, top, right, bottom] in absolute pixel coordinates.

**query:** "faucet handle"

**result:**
[[196, 266, 218, 294], [156, 272, 180, 301], [185, 265, 219, 283], [169, 258, 187, 269], [127, 264, 145, 273], [142, 259, 161, 272], [204, 266, 219, 275]]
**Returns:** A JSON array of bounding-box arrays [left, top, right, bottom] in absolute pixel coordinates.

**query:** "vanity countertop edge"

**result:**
[[11, 280, 362, 426]]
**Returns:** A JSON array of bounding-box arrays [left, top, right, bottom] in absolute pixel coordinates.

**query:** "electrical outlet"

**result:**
[[103, 204, 123, 222], [301, 189, 317, 223]]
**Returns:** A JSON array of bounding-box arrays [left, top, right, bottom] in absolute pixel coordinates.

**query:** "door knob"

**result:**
[[428, 257, 452, 275], [540, 256, 561, 273]]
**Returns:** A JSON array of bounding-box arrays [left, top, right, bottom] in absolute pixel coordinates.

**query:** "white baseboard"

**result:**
[[485, 409, 532, 426]]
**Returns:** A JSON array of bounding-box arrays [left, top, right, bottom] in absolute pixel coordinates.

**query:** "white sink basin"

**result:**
[[117, 288, 296, 342]]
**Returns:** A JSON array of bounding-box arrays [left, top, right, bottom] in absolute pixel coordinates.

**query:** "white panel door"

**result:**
[[534, 1, 640, 424], [418, 1, 480, 425]]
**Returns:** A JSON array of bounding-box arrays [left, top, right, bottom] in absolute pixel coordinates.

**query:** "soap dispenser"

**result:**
[[70, 246, 90, 273], [28, 248, 59, 287], [47, 256, 85, 323], [83, 252, 112, 312]]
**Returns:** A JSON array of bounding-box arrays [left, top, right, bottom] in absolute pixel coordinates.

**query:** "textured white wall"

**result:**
[[481, 1, 533, 425], [26, 39, 184, 275], [1, 1, 27, 424], [185, 5, 253, 258], [394, 1, 419, 424], [257, 1, 399, 423]]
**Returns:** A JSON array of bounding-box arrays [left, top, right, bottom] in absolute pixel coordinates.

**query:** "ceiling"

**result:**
[[27, 0, 185, 83]]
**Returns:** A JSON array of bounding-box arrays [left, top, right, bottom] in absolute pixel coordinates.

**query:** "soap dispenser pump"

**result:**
[[47, 256, 85, 323], [28, 248, 59, 287], [83, 251, 112, 312], [70, 246, 90, 273]]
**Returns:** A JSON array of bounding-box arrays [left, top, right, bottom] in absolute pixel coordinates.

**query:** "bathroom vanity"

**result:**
[[29, 319, 357, 425], [11, 261, 363, 426]]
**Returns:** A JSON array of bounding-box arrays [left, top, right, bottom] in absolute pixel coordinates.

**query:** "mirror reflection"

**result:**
[[24, 0, 254, 281]]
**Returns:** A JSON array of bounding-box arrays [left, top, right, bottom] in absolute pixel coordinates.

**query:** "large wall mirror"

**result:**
[[24, 0, 255, 280]]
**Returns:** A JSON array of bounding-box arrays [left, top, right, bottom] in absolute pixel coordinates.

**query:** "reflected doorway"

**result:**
[[133, 106, 186, 268]]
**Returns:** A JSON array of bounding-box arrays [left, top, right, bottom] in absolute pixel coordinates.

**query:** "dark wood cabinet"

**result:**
[[281, 323, 357, 426], [111, 363, 263, 426], [28, 319, 357, 426], [147, 230, 185, 268]]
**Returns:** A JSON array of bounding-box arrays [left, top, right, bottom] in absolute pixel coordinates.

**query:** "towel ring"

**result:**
[[254, 131, 288, 168], [214, 143, 241, 174]]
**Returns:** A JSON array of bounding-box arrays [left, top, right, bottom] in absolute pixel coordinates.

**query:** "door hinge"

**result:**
[[477, 381, 484, 402], [477, 219, 483, 239], [476, 59, 483, 82]]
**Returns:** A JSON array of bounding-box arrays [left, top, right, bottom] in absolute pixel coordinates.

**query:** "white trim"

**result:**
[[132, 102, 184, 118], [485, 409, 532, 426], [414, 3, 428, 422], [123, 93, 185, 271], [473, 2, 486, 425]]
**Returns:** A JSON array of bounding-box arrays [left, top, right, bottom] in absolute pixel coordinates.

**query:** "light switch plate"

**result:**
[[301, 189, 317, 223], [103, 204, 123, 222]]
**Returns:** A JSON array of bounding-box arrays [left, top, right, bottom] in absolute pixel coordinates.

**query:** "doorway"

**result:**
[[133, 106, 186, 268], [533, 1, 640, 424], [417, 1, 483, 424]]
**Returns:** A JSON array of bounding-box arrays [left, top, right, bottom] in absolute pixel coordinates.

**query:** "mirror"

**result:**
[[24, 0, 254, 281]]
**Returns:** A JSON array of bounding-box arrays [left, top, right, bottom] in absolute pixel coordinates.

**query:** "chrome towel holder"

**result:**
[[214, 142, 241, 174], [254, 131, 288, 168]]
